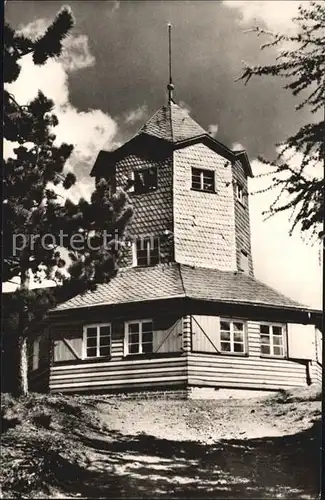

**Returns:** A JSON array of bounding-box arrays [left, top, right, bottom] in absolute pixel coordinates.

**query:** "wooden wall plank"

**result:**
[[188, 352, 307, 390]]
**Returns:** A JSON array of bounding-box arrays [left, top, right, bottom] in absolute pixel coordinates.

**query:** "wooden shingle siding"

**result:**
[[232, 160, 254, 276], [187, 353, 308, 390], [50, 356, 187, 393], [114, 152, 174, 267], [173, 144, 237, 270]]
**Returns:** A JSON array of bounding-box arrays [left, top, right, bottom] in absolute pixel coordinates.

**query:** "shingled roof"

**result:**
[[91, 101, 253, 178], [137, 102, 207, 143], [52, 263, 310, 313]]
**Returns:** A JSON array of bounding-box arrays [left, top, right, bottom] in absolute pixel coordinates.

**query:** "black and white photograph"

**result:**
[[2, 0, 324, 498]]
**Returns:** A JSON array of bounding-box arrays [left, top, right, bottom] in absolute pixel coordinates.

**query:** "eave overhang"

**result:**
[[48, 294, 322, 326], [90, 132, 254, 179]]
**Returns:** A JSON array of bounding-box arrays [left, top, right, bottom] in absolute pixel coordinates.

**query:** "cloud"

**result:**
[[223, 1, 302, 31], [111, 1, 120, 13], [231, 142, 245, 151], [60, 35, 96, 72], [124, 104, 148, 126], [208, 124, 219, 138], [5, 19, 118, 202], [179, 101, 192, 115], [249, 155, 322, 310], [18, 18, 96, 72]]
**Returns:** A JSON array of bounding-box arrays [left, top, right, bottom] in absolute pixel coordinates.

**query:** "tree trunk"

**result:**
[[17, 335, 28, 396], [15, 265, 30, 397]]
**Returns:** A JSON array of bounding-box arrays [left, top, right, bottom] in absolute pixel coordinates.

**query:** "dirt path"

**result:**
[[2, 391, 321, 499], [67, 396, 321, 499], [96, 397, 321, 443]]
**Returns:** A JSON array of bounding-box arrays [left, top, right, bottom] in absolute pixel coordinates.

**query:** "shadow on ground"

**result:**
[[51, 419, 321, 499]]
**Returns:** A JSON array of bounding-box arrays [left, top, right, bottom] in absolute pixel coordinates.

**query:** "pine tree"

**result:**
[[237, 1, 324, 236], [3, 8, 133, 396]]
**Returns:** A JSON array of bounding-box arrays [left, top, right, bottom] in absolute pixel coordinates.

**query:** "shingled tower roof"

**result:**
[[137, 102, 207, 143]]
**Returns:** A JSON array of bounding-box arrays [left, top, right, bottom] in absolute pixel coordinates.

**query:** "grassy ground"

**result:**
[[0, 386, 322, 499]]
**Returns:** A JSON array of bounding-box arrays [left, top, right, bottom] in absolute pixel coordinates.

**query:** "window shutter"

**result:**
[[287, 324, 315, 360], [153, 316, 182, 353], [192, 315, 220, 353]]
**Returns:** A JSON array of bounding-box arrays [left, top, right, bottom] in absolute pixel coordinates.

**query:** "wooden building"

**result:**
[[30, 98, 322, 397]]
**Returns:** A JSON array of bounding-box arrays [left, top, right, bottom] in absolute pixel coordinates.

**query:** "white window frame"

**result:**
[[219, 318, 247, 355], [132, 237, 160, 267], [259, 322, 286, 358], [191, 168, 215, 193], [83, 323, 112, 359], [128, 171, 135, 193], [235, 182, 244, 204], [130, 167, 158, 194], [124, 319, 154, 356]]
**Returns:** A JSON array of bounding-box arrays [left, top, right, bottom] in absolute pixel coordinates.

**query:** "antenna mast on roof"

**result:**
[[167, 23, 175, 104]]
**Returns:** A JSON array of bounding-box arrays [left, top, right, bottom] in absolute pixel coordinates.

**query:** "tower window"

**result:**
[[191, 168, 215, 193], [134, 237, 160, 267], [131, 167, 158, 194], [235, 183, 244, 203], [239, 250, 249, 274]]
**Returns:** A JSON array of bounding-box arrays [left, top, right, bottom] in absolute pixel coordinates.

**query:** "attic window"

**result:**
[[134, 237, 160, 267], [235, 183, 244, 203], [191, 168, 215, 193], [130, 167, 158, 194]]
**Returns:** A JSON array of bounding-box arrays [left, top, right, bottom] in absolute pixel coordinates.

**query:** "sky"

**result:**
[[4, 0, 322, 309]]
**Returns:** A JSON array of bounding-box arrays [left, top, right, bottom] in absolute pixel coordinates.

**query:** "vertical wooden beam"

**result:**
[[182, 315, 192, 352]]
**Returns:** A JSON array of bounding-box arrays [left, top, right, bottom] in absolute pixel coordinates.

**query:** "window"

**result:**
[[134, 237, 160, 266], [84, 324, 111, 358], [260, 324, 285, 357], [130, 167, 158, 194], [191, 168, 215, 193], [220, 319, 246, 354], [125, 320, 153, 355], [239, 250, 249, 274], [235, 183, 244, 203]]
